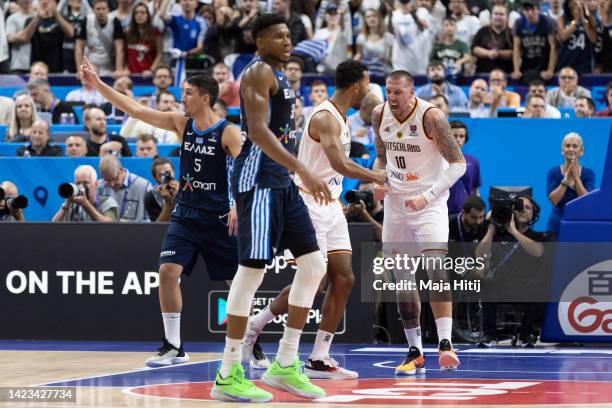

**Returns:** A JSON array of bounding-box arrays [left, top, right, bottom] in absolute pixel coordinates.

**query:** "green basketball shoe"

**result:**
[[210, 362, 273, 403], [261, 358, 326, 399]]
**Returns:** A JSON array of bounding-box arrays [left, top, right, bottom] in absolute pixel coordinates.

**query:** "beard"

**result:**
[[91, 127, 106, 137], [430, 76, 445, 85]]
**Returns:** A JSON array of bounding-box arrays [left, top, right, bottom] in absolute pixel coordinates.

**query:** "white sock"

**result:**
[[310, 330, 334, 360], [276, 326, 302, 368], [404, 327, 423, 354], [219, 337, 242, 378], [436, 317, 453, 346], [162, 312, 181, 348], [249, 305, 275, 333]]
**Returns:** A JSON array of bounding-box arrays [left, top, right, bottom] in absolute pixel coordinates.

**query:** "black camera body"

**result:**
[[160, 171, 174, 185], [345, 189, 375, 210], [489, 197, 524, 227]]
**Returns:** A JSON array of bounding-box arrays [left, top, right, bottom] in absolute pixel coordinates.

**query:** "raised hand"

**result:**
[[79, 57, 100, 87]]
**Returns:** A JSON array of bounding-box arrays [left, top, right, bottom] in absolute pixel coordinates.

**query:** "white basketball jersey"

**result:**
[[295, 100, 351, 199], [379, 97, 449, 194]]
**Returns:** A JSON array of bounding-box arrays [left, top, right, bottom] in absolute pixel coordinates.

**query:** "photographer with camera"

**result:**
[[344, 182, 384, 242], [145, 157, 179, 222], [475, 195, 546, 347], [0, 181, 27, 222], [52, 165, 118, 222]]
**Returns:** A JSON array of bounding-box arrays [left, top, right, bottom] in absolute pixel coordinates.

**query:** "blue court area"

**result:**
[[1, 341, 609, 387]]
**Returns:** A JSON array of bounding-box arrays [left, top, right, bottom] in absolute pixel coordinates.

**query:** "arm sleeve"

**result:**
[[425, 162, 467, 202]]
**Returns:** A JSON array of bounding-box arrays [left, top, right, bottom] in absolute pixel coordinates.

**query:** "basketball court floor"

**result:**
[[1, 341, 611, 407]]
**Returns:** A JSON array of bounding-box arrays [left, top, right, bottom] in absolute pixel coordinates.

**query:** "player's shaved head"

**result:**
[[388, 70, 414, 86]]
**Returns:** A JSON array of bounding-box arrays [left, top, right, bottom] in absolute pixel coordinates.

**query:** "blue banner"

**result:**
[[0, 157, 179, 221]]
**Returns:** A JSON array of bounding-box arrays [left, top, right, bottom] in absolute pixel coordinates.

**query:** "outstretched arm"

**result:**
[[79, 57, 186, 138], [311, 110, 386, 184]]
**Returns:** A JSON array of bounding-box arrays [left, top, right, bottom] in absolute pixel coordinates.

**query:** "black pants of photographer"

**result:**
[[483, 302, 547, 339]]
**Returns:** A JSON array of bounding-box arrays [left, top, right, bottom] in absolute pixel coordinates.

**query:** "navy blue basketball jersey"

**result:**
[[177, 118, 234, 213], [556, 15, 595, 74], [233, 57, 297, 193]]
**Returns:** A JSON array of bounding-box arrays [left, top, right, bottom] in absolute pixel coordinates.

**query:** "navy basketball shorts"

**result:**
[[235, 183, 318, 262], [158, 204, 238, 281]]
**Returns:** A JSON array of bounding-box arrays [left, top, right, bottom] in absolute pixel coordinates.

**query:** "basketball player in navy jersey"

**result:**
[[211, 14, 331, 403], [79, 57, 243, 367]]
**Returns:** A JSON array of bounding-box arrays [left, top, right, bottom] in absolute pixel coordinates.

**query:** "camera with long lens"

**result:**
[[489, 196, 524, 227], [160, 171, 174, 185], [58, 183, 89, 199], [345, 189, 375, 210], [0, 187, 29, 215]]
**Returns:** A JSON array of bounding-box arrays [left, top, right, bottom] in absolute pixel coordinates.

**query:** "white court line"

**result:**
[[345, 352, 612, 360], [351, 347, 612, 355], [32, 358, 221, 387]]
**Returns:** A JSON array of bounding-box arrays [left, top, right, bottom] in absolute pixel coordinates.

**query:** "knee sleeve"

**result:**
[[424, 252, 452, 302], [226, 265, 265, 317], [288, 250, 327, 308], [424, 252, 450, 282]]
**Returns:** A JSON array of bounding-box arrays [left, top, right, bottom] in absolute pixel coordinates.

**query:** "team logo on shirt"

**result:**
[[396, 131, 403, 139], [182, 174, 195, 191], [208, 132, 218, 143], [409, 124, 418, 136], [278, 124, 295, 144]]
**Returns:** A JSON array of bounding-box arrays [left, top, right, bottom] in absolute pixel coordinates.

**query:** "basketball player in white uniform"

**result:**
[[242, 60, 386, 379], [372, 70, 466, 374]]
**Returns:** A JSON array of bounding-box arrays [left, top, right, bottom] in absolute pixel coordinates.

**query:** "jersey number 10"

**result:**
[[395, 156, 406, 169]]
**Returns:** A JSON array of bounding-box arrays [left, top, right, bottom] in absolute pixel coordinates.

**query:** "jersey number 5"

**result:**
[[194, 158, 202, 173]]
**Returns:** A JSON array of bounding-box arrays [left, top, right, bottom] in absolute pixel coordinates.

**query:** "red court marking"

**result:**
[[129, 378, 612, 405]]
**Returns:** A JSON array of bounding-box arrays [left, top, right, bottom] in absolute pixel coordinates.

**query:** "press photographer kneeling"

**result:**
[[475, 195, 547, 347], [52, 165, 118, 222]]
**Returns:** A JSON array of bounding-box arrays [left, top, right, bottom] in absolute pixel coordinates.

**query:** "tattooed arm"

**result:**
[[372, 103, 386, 171], [423, 107, 465, 164], [371, 103, 389, 200], [405, 108, 466, 211]]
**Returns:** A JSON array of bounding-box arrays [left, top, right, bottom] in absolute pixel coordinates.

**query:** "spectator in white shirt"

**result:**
[[448, 0, 481, 45], [391, 0, 434, 75]]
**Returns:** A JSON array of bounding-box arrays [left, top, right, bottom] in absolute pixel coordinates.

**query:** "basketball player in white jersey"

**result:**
[[372, 70, 466, 374], [242, 60, 387, 379]]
